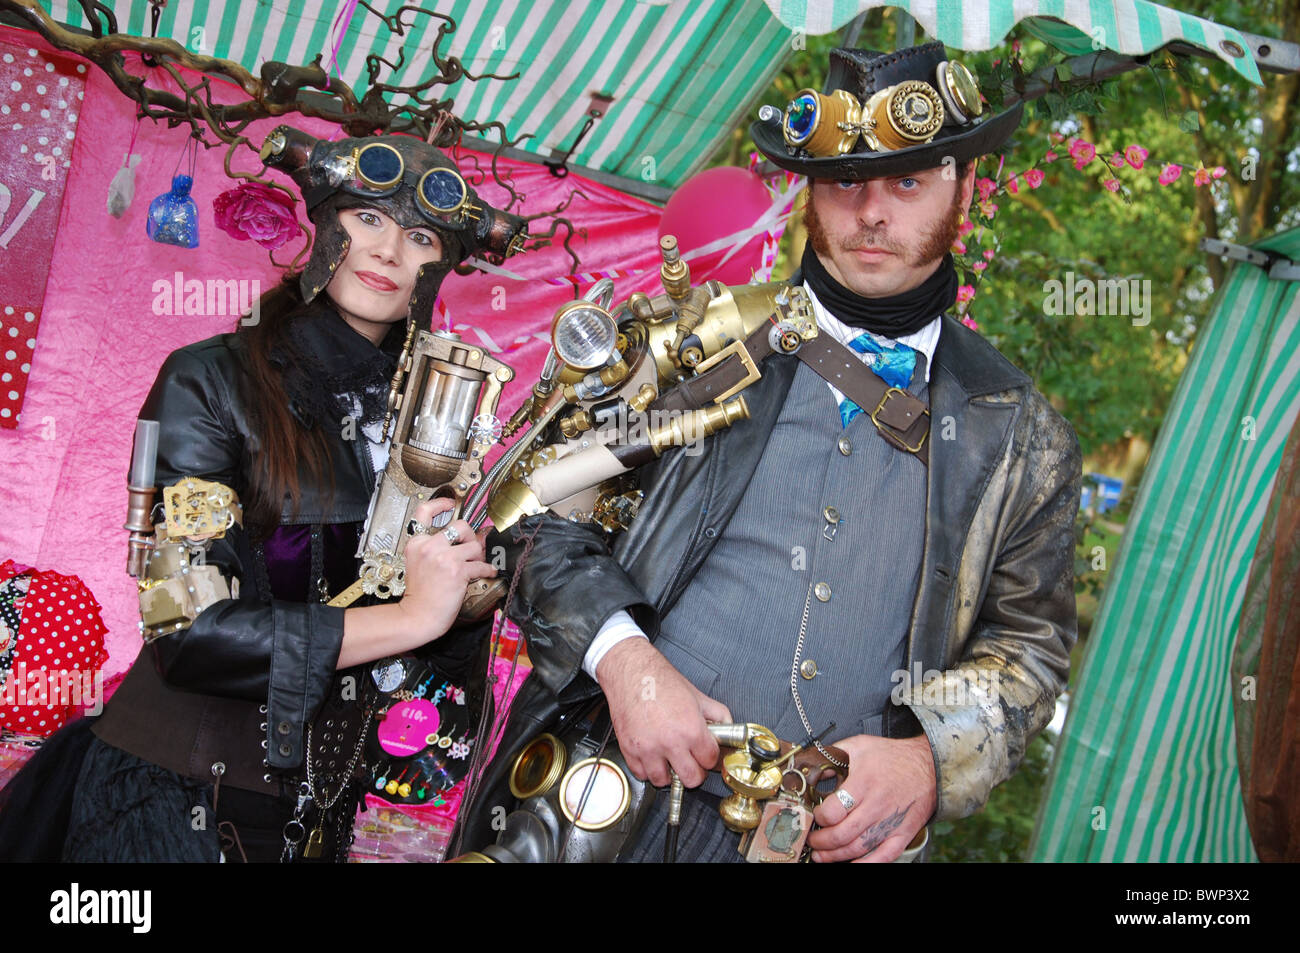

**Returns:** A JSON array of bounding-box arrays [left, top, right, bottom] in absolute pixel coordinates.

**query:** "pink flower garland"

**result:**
[[950, 133, 1228, 330]]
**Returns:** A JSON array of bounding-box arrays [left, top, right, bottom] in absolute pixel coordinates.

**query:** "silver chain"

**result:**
[[789, 581, 849, 770], [306, 706, 374, 813], [281, 705, 375, 863]]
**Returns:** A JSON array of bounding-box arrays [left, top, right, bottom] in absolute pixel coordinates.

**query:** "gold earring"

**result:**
[[957, 211, 965, 226]]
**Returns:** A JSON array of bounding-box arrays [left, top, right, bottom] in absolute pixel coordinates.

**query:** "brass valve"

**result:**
[[627, 383, 658, 414], [659, 235, 691, 303], [558, 409, 594, 440]]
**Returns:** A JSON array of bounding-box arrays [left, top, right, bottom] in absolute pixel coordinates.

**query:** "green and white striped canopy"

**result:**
[[1030, 228, 1300, 862], [765, 0, 1261, 84], [36, 0, 1261, 191]]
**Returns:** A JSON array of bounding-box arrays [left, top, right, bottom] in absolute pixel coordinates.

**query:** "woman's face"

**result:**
[[326, 206, 445, 345]]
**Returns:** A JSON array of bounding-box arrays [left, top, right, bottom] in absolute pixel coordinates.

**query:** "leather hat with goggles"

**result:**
[[752, 42, 1023, 180], [260, 125, 527, 329]]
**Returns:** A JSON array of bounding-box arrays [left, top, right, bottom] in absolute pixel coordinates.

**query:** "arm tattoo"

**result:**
[[859, 800, 915, 854]]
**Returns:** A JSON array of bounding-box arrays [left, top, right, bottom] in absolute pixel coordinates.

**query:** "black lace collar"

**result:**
[[271, 299, 402, 431]]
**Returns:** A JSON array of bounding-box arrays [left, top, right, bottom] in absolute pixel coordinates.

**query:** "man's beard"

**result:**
[[804, 186, 964, 271]]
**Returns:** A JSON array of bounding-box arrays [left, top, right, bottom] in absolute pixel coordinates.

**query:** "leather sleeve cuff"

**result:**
[[901, 659, 1058, 822], [266, 602, 346, 769], [494, 513, 653, 699]]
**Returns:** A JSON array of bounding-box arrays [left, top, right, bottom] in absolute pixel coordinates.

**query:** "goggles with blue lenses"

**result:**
[[317, 140, 478, 229]]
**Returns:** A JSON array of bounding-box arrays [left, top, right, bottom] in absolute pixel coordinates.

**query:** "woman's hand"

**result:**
[[338, 499, 496, 668], [395, 498, 497, 645]]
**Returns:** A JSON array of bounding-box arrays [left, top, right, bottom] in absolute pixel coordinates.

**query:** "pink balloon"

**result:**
[[658, 166, 772, 285]]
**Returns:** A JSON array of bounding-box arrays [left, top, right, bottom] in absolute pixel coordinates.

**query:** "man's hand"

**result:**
[[595, 638, 732, 788], [807, 733, 936, 863]]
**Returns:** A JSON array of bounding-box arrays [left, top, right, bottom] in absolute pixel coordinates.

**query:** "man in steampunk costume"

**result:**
[[461, 42, 1081, 863]]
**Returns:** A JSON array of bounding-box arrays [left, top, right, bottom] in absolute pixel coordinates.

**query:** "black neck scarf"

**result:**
[[801, 244, 957, 337]]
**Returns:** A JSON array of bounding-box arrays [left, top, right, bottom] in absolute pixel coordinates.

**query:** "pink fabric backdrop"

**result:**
[[0, 23, 778, 678]]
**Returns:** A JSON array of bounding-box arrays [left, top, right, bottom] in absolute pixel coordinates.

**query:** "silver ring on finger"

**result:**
[[407, 519, 433, 536], [835, 788, 856, 812], [442, 525, 461, 545]]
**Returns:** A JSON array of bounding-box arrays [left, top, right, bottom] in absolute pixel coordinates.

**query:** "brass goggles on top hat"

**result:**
[[781, 59, 984, 158]]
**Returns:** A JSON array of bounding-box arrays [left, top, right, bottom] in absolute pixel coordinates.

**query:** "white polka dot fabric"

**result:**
[[0, 560, 108, 736], [0, 41, 86, 428]]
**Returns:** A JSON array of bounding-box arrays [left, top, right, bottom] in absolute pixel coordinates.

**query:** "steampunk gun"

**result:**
[[325, 326, 513, 616]]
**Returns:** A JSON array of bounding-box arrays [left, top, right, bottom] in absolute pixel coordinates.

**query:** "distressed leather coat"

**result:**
[[458, 309, 1081, 848]]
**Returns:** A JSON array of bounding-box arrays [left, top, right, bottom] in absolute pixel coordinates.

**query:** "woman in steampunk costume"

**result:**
[[0, 127, 527, 862]]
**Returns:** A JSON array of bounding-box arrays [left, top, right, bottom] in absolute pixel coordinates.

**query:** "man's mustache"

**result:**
[[839, 233, 901, 253]]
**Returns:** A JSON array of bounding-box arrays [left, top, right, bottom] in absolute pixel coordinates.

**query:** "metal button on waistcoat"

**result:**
[[278, 743, 292, 757], [277, 721, 292, 735], [837, 436, 852, 456], [814, 582, 831, 602], [800, 659, 818, 679], [823, 506, 840, 525]]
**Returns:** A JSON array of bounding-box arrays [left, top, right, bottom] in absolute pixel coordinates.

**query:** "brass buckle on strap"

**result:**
[[869, 387, 930, 454], [693, 339, 761, 404]]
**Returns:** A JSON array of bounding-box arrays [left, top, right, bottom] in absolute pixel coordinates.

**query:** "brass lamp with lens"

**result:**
[[551, 301, 619, 372]]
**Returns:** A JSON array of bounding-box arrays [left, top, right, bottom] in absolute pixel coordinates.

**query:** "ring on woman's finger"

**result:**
[[407, 519, 435, 536], [442, 525, 461, 545]]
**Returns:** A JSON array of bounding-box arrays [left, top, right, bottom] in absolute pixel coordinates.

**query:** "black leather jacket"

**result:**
[[95, 305, 481, 794], [457, 309, 1082, 848]]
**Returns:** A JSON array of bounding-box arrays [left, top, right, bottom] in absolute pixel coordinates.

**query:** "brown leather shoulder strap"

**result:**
[[794, 333, 931, 467]]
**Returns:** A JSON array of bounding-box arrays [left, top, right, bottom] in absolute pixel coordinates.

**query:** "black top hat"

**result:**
[[752, 42, 1023, 179]]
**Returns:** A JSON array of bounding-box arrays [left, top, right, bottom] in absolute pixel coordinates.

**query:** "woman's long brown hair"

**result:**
[[236, 273, 336, 536]]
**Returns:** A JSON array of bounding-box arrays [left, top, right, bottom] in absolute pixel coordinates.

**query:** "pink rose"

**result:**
[[1158, 163, 1183, 185], [958, 219, 975, 236], [1024, 168, 1045, 189], [983, 249, 995, 261], [1125, 144, 1148, 170], [1109, 152, 1126, 169], [1069, 139, 1096, 170], [1212, 166, 1226, 179], [951, 238, 968, 255], [976, 177, 998, 201], [213, 182, 299, 250], [1103, 178, 1120, 192], [1193, 166, 1212, 187], [957, 285, 975, 304], [961, 315, 979, 331], [1006, 173, 1019, 194], [972, 260, 987, 272], [1043, 150, 1058, 164]]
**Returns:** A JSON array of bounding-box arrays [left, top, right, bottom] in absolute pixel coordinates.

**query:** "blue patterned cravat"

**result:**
[[838, 331, 917, 427]]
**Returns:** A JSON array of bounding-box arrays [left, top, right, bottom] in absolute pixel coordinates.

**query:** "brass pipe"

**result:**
[[646, 397, 749, 455]]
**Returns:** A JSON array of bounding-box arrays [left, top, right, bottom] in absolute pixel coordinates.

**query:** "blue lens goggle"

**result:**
[[333, 141, 476, 229]]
